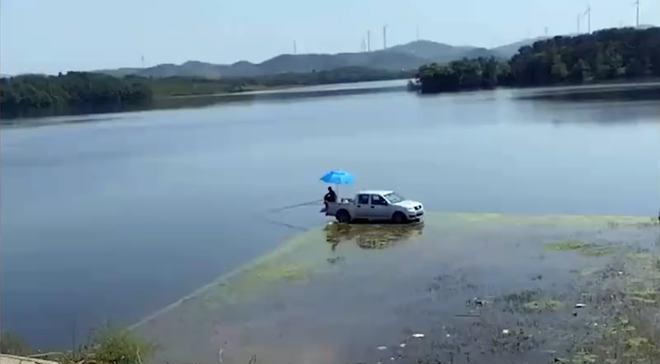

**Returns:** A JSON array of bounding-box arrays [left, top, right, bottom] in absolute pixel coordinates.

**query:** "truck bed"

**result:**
[[324, 199, 353, 216]]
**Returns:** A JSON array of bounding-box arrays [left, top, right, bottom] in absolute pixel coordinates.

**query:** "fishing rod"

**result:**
[[260, 214, 309, 232], [266, 199, 321, 213], [260, 198, 324, 231]]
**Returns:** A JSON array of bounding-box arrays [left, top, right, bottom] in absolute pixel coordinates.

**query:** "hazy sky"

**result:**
[[1, 0, 658, 75]]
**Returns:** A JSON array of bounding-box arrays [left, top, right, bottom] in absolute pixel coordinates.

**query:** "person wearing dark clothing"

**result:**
[[323, 187, 337, 211]]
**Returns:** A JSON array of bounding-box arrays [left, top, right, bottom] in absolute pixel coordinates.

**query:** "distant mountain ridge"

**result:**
[[97, 38, 541, 79]]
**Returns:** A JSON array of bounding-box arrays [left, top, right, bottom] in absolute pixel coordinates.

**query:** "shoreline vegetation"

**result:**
[[415, 27, 660, 93], [1, 329, 152, 364], [0, 67, 412, 120], [1, 27, 658, 121]]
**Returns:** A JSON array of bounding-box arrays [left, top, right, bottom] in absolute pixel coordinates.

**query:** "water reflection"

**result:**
[[324, 222, 424, 251], [518, 83, 660, 103]]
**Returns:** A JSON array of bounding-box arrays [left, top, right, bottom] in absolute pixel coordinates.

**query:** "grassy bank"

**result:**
[[1, 329, 152, 364]]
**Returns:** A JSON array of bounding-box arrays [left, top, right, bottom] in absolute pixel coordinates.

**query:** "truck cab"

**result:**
[[326, 190, 424, 223]]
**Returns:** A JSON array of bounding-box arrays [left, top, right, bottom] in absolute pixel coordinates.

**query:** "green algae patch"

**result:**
[[594, 315, 660, 362], [545, 240, 617, 257], [579, 245, 617, 257], [240, 263, 309, 284], [564, 249, 660, 364], [625, 252, 660, 270], [569, 350, 598, 364], [221, 261, 312, 300], [219, 230, 331, 299], [545, 240, 589, 252], [445, 213, 650, 229], [522, 299, 563, 312], [626, 337, 652, 351], [627, 288, 658, 304], [498, 289, 564, 313]]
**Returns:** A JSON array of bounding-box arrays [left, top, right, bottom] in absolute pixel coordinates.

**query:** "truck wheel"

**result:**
[[336, 209, 351, 223], [392, 212, 408, 224]]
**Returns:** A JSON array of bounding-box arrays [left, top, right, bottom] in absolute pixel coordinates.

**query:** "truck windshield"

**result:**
[[384, 193, 404, 203]]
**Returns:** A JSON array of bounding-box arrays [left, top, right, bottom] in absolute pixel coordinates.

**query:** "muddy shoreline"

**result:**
[[131, 213, 659, 364]]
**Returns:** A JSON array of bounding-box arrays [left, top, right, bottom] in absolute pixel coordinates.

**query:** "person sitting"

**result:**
[[323, 187, 337, 212]]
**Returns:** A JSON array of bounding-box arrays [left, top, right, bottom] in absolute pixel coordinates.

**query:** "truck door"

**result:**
[[355, 194, 370, 219], [370, 194, 390, 220]]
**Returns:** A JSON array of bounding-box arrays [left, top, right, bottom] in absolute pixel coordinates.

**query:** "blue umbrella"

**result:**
[[320, 170, 354, 198], [320, 170, 355, 185]]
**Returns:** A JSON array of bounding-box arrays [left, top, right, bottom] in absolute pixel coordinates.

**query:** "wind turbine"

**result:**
[[584, 4, 592, 33], [367, 30, 371, 52], [633, 0, 640, 27]]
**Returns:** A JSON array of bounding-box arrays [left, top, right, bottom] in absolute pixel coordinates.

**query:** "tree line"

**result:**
[[0, 67, 411, 118], [145, 67, 412, 96], [417, 27, 660, 93], [0, 72, 153, 117]]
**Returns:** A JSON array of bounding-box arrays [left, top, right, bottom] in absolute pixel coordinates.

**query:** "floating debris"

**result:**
[[377, 346, 388, 351], [326, 256, 345, 264], [412, 333, 425, 339], [466, 297, 487, 307], [575, 303, 586, 308], [502, 329, 511, 335], [399, 343, 406, 348]]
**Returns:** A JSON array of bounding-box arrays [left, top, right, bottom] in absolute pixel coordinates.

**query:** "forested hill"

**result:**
[[511, 27, 660, 85], [417, 27, 660, 93], [96, 39, 538, 79]]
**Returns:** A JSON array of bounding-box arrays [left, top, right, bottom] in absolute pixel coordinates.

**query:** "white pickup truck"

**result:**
[[325, 190, 424, 223]]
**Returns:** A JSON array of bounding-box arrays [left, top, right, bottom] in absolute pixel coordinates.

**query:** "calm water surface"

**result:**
[[1, 85, 659, 347]]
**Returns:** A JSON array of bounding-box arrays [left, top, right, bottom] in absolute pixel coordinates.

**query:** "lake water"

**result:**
[[1, 81, 659, 348]]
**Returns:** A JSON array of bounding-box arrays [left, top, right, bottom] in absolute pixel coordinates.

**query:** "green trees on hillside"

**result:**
[[418, 57, 512, 93], [418, 27, 660, 93], [511, 27, 660, 85], [0, 72, 152, 116], [0, 67, 411, 118]]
